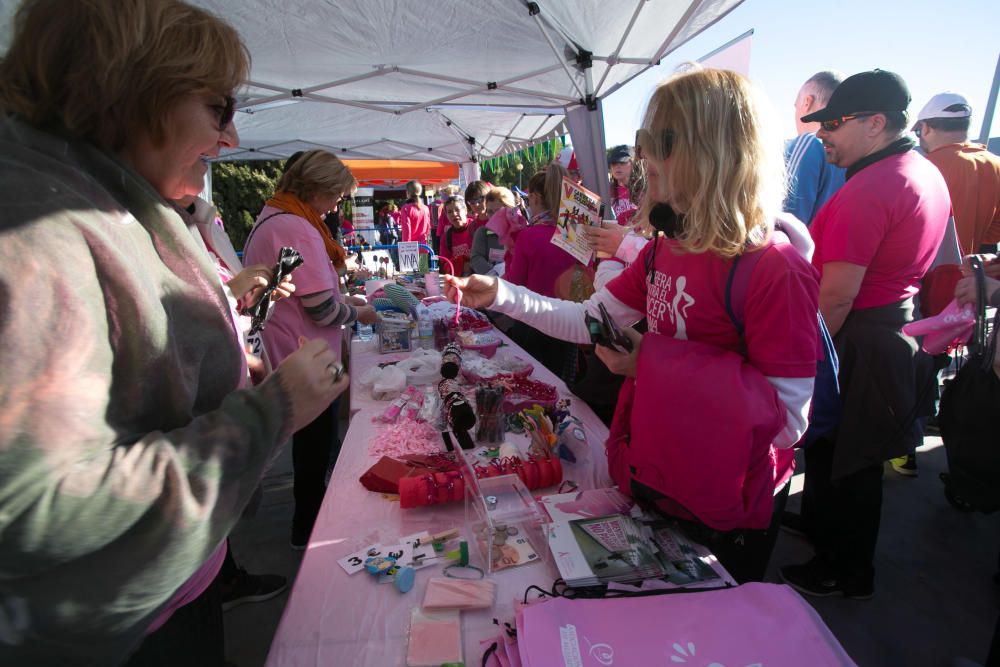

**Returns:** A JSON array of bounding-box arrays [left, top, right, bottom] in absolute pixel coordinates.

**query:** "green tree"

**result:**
[[210, 160, 284, 251]]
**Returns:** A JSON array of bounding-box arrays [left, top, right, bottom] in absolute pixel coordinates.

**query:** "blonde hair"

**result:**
[[0, 0, 249, 152], [640, 67, 785, 258], [528, 163, 570, 221], [405, 180, 423, 202], [277, 149, 358, 202], [441, 185, 461, 197], [485, 186, 516, 208]]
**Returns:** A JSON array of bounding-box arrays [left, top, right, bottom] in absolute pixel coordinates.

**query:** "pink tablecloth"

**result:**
[[265, 335, 612, 667]]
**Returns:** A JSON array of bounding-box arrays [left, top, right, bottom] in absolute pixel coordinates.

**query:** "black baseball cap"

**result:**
[[607, 145, 634, 165], [801, 69, 911, 123]]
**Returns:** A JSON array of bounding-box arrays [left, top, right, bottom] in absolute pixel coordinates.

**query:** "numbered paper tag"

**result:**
[[337, 543, 384, 575], [397, 241, 420, 273]]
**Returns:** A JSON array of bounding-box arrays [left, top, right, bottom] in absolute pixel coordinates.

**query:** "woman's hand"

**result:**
[[347, 294, 368, 307], [229, 265, 296, 308], [443, 274, 498, 309], [961, 254, 1000, 279], [594, 327, 643, 378], [581, 222, 628, 257], [356, 305, 378, 325], [956, 275, 1000, 307], [272, 337, 350, 434], [228, 264, 272, 305]]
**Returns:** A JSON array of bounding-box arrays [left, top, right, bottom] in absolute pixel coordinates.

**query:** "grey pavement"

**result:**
[[223, 433, 999, 667]]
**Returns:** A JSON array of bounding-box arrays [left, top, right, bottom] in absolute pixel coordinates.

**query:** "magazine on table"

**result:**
[[540, 488, 734, 589], [550, 177, 602, 265]]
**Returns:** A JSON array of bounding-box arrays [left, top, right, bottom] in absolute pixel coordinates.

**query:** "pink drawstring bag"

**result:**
[[486, 207, 529, 249], [902, 298, 975, 354]]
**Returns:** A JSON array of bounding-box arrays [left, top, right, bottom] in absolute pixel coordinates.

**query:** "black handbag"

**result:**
[[938, 257, 1000, 513]]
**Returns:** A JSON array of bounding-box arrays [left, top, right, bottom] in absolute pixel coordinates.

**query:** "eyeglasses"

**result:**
[[913, 123, 924, 138], [212, 95, 237, 131], [467, 197, 484, 205], [635, 128, 674, 161], [819, 113, 875, 133]]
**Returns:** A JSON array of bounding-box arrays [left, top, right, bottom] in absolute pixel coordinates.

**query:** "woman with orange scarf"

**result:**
[[244, 149, 377, 549]]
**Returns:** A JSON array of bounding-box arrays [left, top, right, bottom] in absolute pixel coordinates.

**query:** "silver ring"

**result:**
[[327, 362, 344, 381]]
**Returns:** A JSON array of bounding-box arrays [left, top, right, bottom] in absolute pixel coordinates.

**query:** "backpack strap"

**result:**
[[243, 210, 288, 251], [725, 240, 774, 337]]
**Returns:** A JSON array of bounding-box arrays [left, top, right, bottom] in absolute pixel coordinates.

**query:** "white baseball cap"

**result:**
[[913, 92, 972, 129]]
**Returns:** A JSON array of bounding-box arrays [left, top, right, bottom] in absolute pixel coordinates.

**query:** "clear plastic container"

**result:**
[[459, 449, 547, 575]]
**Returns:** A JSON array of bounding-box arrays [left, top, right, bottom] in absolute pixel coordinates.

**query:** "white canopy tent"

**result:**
[[0, 0, 746, 201]]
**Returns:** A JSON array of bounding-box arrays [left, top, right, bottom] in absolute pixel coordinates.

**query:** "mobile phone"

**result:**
[[584, 303, 633, 353], [599, 303, 633, 353]]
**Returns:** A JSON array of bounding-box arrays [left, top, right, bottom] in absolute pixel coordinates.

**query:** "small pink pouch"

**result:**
[[407, 609, 462, 667], [422, 577, 496, 610]]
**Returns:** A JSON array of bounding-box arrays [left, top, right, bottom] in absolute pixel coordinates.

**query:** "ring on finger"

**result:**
[[327, 361, 345, 382]]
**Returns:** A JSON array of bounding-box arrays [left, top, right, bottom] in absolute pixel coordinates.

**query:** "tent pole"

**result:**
[[978, 50, 1000, 145], [529, 12, 586, 99], [593, 0, 649, 97]]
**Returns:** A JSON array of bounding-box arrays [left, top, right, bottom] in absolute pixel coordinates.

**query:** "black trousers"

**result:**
[[803, 436, 883, 591], [508, 321, 576, 384], [672, 483, 790, 584], [292, 399, 341, 535], [123, 576, 224, 667]]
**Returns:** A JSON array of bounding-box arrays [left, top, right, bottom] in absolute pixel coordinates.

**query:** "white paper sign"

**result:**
[[397, 241, 420, 273]]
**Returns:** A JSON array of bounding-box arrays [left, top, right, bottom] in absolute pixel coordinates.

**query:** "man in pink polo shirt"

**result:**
[[779, 70, 950, 600]]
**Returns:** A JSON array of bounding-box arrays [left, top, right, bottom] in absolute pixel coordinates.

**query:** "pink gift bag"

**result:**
[[515, 583, 855, 666], [902, 298, 975, 354]]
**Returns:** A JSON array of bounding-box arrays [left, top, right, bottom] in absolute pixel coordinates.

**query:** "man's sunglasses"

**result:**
[[213, 96, 237, 131], [819, 113, 875, 132], [635, 128, 674, 161]]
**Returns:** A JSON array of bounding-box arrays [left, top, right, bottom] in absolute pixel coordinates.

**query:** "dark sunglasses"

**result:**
[[913, 123, 924, 138], [467, 197, 484, 205], [213, 95, 237, 131], [635, 128, 674, 161], [819, 113, 875, 132]]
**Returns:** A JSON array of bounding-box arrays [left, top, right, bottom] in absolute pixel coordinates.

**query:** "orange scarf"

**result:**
[[265, 191, 347, 271]]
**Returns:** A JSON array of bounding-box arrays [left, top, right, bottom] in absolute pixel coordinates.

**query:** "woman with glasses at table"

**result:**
[[464, 179, 493, 233], [444, 67, 821, 583], [0, 1, 349, 664], [243, 149, 377, 551]]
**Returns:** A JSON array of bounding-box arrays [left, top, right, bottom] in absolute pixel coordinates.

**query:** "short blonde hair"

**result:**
[[485, 186, 516, 208], [277, 150, 358, 202], [639, 67, 785, 258], [0, 0, 249, 152]]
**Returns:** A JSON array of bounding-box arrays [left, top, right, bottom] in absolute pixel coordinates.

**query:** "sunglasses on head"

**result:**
[[213, 95, 237, 131], [819, 113, 875, 132], [634, 128, 674, 161]]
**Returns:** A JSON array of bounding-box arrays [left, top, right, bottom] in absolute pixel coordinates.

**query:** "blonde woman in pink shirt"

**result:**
[[399, 180, 431, 244]]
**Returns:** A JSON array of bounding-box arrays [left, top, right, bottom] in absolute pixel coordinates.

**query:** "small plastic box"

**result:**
[[459, 449, 547, 574]]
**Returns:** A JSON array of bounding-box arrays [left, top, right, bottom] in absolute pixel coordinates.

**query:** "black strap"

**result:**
[[242, 210, 286, 252], [724, 253, 745, 337]]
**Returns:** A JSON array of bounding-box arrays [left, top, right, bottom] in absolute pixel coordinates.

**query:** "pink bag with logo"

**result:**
[[515, 583, 856, 667], [902, 298, 975, 354]]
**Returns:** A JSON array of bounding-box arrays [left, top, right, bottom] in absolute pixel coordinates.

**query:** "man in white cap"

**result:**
[[913, 92, 1000, 254]]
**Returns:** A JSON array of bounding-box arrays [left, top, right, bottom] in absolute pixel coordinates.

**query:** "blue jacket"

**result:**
[[784, 133, 845, 225]]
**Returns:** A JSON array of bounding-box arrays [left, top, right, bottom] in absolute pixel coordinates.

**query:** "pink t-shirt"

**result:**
[[242, 206, 344, 365], [606, 238, 819, 379], [399, 202, 430, 244], [441, 224, 474, 277], [810, 151, 951, 310], [504, 217, 585, 299], [610, 183, 636, 219]]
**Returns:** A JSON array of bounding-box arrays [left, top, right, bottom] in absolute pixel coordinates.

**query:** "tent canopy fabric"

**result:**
[[342, 160, 458, 187], [0, 0, 746, 195]]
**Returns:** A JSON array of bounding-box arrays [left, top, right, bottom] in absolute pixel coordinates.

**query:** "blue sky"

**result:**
[[603, 0, 1000, 146]]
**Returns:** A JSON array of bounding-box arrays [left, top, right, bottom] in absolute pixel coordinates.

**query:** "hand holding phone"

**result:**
[[585, 302, 633, 353]]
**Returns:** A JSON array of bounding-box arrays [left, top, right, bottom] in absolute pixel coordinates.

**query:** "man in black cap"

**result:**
[[779, 70, 951, 599]]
